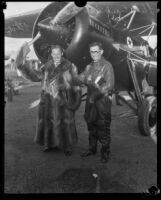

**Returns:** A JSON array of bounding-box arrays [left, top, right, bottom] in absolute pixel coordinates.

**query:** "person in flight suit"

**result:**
[[75, 42, 115, 163]]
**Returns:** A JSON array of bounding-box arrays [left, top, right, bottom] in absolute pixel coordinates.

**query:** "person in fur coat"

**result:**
[[15, 43, 82, 156]]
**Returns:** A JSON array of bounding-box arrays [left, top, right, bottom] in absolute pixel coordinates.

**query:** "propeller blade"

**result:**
[[50, 2, 85, 26]]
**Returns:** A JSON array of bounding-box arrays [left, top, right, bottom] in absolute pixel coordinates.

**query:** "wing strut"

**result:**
[[116, 5, 139, 29], [130, 22, 156, 41], [127, 54, 144, 108]]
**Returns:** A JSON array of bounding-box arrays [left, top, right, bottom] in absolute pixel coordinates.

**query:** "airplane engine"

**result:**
[[32, 2, 118, 73], [32, 2, 71, 63], [32, 2, 91, 69]]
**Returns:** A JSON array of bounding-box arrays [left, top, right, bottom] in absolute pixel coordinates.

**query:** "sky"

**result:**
[[4, 2, 51, 18], [4, 2, 52, 59], [5, 37, 37, 59]]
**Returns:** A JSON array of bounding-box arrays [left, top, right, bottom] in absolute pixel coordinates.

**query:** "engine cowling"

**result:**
[[32, 2, 89, 66], [32, 2, 70, 63]]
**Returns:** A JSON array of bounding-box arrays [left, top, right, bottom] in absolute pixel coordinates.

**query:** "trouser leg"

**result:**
[[97, 116, 111, 154], [80, 122, 98, 157], [87, 123, 98, 153], [82, 98, 98, 155], [99, 123, 111, 155], [96, 97, 112, 160]]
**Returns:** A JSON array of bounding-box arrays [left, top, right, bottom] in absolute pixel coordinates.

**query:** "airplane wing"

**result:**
[[5, 8, 42, 38], [5, 2, 68, 38]]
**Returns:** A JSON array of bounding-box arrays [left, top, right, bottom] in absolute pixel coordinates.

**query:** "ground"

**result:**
[[4, 83, 157, 193]]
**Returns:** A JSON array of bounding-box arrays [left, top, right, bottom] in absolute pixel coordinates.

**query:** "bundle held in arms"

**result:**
[[48, 73, 59, 99], [45, 68, 71, 99], [43, 70, 60, 99]]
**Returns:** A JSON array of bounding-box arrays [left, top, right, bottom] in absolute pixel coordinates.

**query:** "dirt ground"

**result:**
[[4, 83, 157, 193]]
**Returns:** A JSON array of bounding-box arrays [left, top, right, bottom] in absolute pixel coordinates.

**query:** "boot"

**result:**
[[100, 152, 110, 163], [64, 149, 72, 156], [64, 147, 72, 156], [80, 132, 97, 157], [100, 146, 110, 163], [80, 149, 97, 157], [43, 146, 52, 152]]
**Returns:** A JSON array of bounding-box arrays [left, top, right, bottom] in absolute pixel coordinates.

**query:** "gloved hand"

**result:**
[[89, 87, 103, 102], [85, 75, 93, 86]]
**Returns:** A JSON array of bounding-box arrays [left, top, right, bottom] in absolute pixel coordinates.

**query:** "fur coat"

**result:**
[[34, 58, 82, 149]]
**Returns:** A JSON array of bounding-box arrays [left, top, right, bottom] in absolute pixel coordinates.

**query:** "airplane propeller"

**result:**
[[28, 31, 41, 46], [50, 2, 85, 26]]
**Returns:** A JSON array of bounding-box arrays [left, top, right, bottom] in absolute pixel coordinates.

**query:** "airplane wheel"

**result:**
[[138, 96, 157, 136]]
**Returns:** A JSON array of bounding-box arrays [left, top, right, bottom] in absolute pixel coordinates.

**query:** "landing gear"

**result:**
[[138, 96, 157, 136], [126, 55, 157, 137]]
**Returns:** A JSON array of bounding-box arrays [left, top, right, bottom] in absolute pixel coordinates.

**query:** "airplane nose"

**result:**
[[33, 2, 87, 63], [50, 2, 85, 25], [37, 17, 74, 50], [37, 17, 68, 41], [37, 2, 85, 45]]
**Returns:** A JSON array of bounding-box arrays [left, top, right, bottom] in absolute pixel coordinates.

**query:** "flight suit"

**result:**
[[78, 56, 115, 161]]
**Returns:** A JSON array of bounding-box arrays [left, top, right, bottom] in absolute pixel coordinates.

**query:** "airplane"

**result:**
[[5, 2, 157, 137]]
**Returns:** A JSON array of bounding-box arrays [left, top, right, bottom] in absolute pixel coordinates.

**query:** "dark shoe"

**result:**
[[64, 149, 72, 156], [52, 147, 59, 151], [100, 153, 109, 163], [43, 147, 52, 152], [80, 149, 96, 157]]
